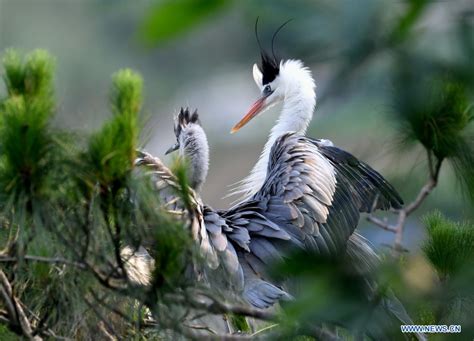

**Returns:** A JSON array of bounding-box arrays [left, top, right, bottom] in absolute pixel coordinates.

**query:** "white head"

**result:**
[[231, 54, 316, 133]]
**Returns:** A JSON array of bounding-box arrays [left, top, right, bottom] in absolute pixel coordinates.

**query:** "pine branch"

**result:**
[[165, 290, 342, 340], [0, 269, 42, 340], [168, 291, 277, 321], [20, 303, 72, 340], [84, 297, 119, 340], [0, 254, 87, 269], [367, 151, 444, 252]]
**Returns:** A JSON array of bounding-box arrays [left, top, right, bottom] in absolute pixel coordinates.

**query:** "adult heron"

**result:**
[[137, 108, 422, 339]]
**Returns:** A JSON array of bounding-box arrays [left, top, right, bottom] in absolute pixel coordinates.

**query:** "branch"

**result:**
[[84, 297, 119, 340], [89, 290, 135, 326], [0, 255, 87, 270], [366, 215, 397, 232], [168, 291, 277, 321], [19, 303, 72, 340], [367, 151, 443, 252], [165, 289, 340, 339], [0, 253, 126, 291], [0, 269, 42, 340], [404, 155, 442, 215]]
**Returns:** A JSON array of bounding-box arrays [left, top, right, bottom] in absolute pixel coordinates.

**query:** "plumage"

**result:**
[[134, 108, 292, 309], [227, 51, 425, 340]]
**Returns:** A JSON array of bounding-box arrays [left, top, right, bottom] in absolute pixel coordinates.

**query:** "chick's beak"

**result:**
[[231, 95, 269, 134], [165, 143, 179, 155]]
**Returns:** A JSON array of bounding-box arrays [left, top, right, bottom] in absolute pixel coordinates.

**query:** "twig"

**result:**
[[179, 327, 253, 340], [89, 290, 135, 325], [84, 297, 118, 340], [308, 325, 343, 341], [170, 290, 277, 321], [0, 255, 87, 269], [97, 321, 117, 341], [0, 253, 126, 292], [20, 303, 72, 340], [183, 323, 218, 335], [0, 269, 42, 340], [367, 151, 443, 253], [250, 323, 279, 337], [366, 215, 397, 232]]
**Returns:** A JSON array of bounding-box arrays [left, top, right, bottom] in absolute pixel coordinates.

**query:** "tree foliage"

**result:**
[[0, 1, 474, 340], [0, 49, 200, 340]]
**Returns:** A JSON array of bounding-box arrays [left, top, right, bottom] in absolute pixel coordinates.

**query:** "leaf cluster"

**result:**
[[86, 69, 142, 193], [417, 211, 474, 336], [422, 210, 474, 280], [392, 51, 474, 199], [0, 50, 200, 339], [394, 61, 473, 159], [0, 50, 57, 203], [139, 0, 230, 45], [271, 250, 403, 340]]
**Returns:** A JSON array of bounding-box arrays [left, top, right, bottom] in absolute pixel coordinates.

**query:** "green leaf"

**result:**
[[389, 0, 429, 44], [0, 50, 56, 200], [86, 69, 143, 190], [110, 69, 143, 117], [422, 211, 474, 279], [229, 314, 251, 333], [139, 0, 230, 45], [392, 56, 474, 200], [2, 49, 26, 96], [24, 49, 55, 98]]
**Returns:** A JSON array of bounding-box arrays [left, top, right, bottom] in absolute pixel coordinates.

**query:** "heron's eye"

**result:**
[[264, 85, 272, 95]]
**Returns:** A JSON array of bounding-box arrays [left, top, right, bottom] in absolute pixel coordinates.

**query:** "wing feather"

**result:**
[[135, 151, 248, 291], [250, 133, 403, 255]]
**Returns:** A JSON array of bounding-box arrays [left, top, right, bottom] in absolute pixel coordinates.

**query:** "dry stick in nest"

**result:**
[[367, 151, 443, 253]]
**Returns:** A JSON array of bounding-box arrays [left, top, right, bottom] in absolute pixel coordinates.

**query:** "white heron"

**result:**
[[224, 27, 426, 340], [135, 106, 422, 339], [228, 38, 404, 255]]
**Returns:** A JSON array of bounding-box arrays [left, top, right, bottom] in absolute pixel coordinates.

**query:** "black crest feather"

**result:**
[[260, 52, 279, 85], [174, 107, 200, 138], [255, 17, 279, 85], [255, 18, 292, 85]]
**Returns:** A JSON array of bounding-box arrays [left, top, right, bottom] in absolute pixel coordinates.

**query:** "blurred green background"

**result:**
[[1, 0, 472, 251]]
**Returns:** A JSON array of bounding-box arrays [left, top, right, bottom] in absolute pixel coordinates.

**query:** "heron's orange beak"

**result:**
[[231, 96, 268, 133]]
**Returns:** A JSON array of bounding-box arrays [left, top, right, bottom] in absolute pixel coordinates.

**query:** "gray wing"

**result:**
[[201, 206, 249, 292], [253, 133, 403, 255], [135, 151, 248, 291], [221, 199, 294, 308]]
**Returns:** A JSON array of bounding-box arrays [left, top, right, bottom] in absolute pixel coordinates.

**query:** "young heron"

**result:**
[[134, 108, 291, 309]]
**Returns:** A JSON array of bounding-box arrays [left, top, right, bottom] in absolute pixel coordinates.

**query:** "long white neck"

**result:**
[[230, 62, 316, 201]]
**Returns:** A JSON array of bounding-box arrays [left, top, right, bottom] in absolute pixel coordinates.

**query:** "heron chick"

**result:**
[[122, 108, 210, 286], [166, 108, 209, 193]]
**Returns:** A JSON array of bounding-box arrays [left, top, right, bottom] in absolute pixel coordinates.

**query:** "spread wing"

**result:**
[[135, 151, 247, 290], [137, 151, 291, 307], [220, 198, 294, 308], [252, 133, 403, 255]]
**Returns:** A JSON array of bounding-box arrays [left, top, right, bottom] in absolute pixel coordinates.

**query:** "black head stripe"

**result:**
[[260, 51, 279, 84]]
